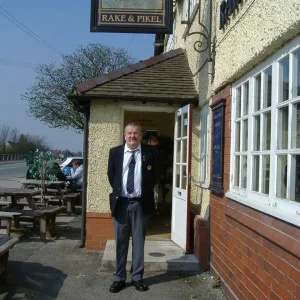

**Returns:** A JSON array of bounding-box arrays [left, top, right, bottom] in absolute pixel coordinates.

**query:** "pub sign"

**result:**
[[209, 98, 226, 195], [90, 0, 173, 34]]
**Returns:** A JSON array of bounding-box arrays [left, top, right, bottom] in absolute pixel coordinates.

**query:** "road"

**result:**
[[0, 161, 27, 188]]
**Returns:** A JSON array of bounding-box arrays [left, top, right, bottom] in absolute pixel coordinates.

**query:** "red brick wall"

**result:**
[[210, 86, 300, 300], [194, 215, 210, 271], [86, 212, 114, 250]]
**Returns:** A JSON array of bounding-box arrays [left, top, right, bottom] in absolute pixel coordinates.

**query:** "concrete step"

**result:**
[[101, 240, 201, 273]]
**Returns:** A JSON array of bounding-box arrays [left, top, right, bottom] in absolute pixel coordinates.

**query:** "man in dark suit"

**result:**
[[107, 122, 158, 293]]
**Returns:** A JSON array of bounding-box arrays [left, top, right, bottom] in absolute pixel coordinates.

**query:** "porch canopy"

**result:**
[[69, 48, 198, 106]]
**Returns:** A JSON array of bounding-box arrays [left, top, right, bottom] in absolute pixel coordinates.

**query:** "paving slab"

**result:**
[[0, 214, 226, 300], [102, 240, 201, 273]]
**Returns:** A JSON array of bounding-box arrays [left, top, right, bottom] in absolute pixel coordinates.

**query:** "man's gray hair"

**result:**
[[124, 122, 142, 133]]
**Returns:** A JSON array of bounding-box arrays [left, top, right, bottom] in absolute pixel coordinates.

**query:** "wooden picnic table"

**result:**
[[19, 180, 67, 206], [0, 188, 40, 209]]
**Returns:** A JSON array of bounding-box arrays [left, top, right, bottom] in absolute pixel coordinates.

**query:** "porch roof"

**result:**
[[69, 48, 198, 106]]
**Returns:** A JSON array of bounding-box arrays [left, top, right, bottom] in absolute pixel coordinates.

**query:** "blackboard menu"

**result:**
[[209, 99, 226, 195]]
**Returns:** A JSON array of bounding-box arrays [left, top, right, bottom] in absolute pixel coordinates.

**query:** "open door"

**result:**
[[171, 104, 192, 251]]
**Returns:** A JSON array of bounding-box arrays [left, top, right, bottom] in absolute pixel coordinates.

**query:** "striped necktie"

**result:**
[[126, 150, 136, 194]]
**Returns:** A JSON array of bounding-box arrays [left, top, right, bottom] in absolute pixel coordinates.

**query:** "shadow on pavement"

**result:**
[[2, 260, 67, 299]]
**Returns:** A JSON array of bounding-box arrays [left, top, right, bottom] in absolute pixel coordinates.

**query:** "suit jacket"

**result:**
[[107, 143, 158, 216]]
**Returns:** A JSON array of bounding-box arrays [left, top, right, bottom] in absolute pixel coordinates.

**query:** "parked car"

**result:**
[[59, 157, 83, 176]]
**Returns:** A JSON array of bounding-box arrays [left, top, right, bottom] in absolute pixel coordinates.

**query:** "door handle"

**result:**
[[178, 191, 181, 196]]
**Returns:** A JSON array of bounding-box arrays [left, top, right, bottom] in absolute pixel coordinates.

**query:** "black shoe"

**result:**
[[109, 281, 126, 293], [131, 280, 149, 291]]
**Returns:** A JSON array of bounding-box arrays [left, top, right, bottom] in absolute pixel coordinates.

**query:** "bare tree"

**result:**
[[0, 124, 11, 153], [9, 127, 20, 144], [23, 43, 136, 132]]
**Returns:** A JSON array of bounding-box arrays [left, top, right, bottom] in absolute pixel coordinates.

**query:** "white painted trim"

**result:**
[[230, 35, 300, 222], [225, 191, 300, 227], [120, 107, 125, 144], [120, 105, 178, 113]]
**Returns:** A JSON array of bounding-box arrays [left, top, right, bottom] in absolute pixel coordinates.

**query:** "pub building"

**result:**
[[70, 0, 299, 299]]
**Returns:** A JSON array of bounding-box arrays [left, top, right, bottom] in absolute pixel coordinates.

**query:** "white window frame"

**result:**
[[199, 104, 210, 184], [183, 0, 199, 22], [227, 35, 300, 227]]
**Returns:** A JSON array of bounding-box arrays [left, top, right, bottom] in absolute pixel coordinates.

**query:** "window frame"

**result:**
[[228, 35, 300, 227], [199, 104, 210, 184]]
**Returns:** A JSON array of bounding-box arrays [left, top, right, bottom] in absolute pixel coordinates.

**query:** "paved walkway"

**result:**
[[1, 211, 226, 300]]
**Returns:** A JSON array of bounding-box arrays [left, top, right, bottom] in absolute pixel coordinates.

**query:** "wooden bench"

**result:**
[[3, 207, 63, 240], [0, 234, 18, 286], [0, 212, 22, 236], [63, 193, 80, 215], [38, 206, 63, 240], [32, 195, 57, 207]]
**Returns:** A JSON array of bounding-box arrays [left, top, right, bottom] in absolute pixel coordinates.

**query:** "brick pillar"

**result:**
[[194, 215, 210, 271], [86, 212, 114, 250]]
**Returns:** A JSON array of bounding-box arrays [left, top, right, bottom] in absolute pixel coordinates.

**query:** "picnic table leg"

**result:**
[[6, 219, 12, 236], [39, 215, 47, 240], [27, 196, 37, 210], [66, 199, 72, 215], [57, 186, 63, 207], [13, 215, 20, 229], [40, 215, 56, 240], [10, 196, 17, 207]]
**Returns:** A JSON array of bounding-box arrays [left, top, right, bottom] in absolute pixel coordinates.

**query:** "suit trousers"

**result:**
[[113, 199, 149, 282]]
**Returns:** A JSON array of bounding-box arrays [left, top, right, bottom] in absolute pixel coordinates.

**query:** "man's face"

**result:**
[[73, 163, 78, 169], [124, 125, 142, 150]]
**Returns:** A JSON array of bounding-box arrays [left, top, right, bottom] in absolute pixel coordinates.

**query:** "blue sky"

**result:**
[[0, 1, 155, 152]]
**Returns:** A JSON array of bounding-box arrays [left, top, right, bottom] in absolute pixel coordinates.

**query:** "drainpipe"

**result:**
[[79, 104, 90, 248]]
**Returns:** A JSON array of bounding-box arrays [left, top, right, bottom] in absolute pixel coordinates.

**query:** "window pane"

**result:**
[[183, 113, 188, 137], [264, 67, 272, 108], [182, 165, 187, 190], [243, 82, 249, 116], [175, 165, 180, 188], [252, 156, 260, 192], [182, 139, 187, 163], [236, 87, 241, 118], [263, 112, 271, 150], [235, 122, 240, 151], [262, 155, 270, 194], [292, 103, 300, 149], [176, 141, 181, 163], [254, 74, 261, 112], [295, 49, 300, 97], [241, 156, 247, 188], [253, 115, 260, 151], [177, 114, 182, 137], [242, 119, 248, 151], [276, 155, 287, 199], [234, 156, 240, 186], [279, 56, 289, 102], [278, 106, 289, 150], [290, 155, 300, 202]]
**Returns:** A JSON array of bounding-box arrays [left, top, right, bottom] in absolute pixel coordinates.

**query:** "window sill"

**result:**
[[225, 191, 300, 227], [193, 181, 209, 189]]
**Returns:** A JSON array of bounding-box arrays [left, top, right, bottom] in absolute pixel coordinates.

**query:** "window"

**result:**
[[230, 36, 300, 222], [199, 104, 210, 183], [183, 0, 199, 23]]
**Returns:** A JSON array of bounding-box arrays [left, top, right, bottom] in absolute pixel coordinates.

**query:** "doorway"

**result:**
[[124, 110, 175, 240]]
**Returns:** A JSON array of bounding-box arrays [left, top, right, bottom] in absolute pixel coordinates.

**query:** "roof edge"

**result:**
[[75, 48, 185, 95]]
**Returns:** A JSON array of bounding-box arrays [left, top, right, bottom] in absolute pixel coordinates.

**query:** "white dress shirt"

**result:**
[[121, 144, 142, 198]]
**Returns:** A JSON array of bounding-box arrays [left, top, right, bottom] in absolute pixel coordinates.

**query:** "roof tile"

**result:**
[[72, 47, 197, 105], [76, 80, 97, 93]]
